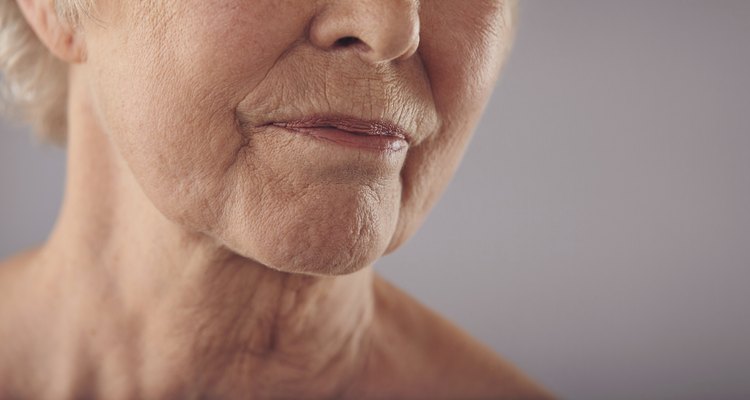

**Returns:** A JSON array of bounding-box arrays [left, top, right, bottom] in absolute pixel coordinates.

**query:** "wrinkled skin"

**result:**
[[84, 0, 511, 275], [0, 0, 555, 398]]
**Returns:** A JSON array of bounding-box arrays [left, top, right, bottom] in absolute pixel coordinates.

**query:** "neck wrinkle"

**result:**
[[38, 66, 376, 398]]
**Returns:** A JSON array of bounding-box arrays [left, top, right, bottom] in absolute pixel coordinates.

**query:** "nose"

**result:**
[[309, 0, 421, 64]]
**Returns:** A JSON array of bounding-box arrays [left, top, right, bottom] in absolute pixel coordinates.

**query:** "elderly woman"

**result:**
[[0, 0, 552, 398]]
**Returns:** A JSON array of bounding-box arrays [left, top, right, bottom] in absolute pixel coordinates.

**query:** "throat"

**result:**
[[39, 246, 376, 398], [173, 261, 376, 394], [150, 262, 374, 398]]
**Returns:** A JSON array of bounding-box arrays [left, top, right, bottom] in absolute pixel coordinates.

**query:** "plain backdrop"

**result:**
[[2, 1, 749, 399]]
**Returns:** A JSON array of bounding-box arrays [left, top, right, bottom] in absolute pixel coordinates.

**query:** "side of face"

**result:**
[[69, 0, 514, 275]]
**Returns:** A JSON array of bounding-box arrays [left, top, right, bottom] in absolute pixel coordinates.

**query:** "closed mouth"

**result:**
[[269, 116, 410, 143]]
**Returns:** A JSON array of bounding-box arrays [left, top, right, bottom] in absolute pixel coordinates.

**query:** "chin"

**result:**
[[219, 204, 395, 277], [236, 228, 387, 277]]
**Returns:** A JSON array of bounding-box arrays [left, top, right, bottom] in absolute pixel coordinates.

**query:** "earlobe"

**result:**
[[16, 0, 87, 63]]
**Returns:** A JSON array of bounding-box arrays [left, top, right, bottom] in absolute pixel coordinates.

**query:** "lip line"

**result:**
[[268, 115, 410, 143]]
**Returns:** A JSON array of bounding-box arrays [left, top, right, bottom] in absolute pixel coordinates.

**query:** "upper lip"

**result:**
[[269, 115, 410, 143]]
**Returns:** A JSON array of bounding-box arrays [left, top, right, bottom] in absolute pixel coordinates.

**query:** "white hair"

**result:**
[[0, 0, 90, 144]]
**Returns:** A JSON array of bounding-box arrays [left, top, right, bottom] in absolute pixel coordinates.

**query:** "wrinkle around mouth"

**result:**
[[233, 38, 304, 135], [233, 45, 441, 149]]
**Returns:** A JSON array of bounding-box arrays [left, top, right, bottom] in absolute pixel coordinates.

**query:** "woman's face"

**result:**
[[82, 0, 514, 275]]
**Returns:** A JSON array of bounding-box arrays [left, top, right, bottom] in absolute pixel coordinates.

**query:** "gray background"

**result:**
[[2, 1, 749, 399]]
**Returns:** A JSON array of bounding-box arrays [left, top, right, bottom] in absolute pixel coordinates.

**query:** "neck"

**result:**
[[34, 68, 375, 398]]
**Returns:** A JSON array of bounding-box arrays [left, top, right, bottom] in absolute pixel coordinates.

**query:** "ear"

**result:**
[[16, 0, 86, 63]]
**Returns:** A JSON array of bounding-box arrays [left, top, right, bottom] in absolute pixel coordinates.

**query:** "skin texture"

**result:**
[[0, 0, 555, 398]]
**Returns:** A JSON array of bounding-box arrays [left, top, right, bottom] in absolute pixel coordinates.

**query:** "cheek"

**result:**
[[88, 57, 246, 232], [84, 1, 303, 231], [386, 5, 511, 252]]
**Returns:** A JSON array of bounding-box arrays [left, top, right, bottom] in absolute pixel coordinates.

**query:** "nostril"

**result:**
[[333, 36, 362, 48]]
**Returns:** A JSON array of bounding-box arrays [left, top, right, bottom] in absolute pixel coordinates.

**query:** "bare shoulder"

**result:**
[[0, 247, 40, 295], [0, 247, 44, 338], [0, 248, 44, 396], [355, 275, 555, 399], [0, 248, 35, 296]]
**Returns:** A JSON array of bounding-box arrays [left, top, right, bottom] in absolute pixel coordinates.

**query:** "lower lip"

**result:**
[[275, 126, 408, 152]]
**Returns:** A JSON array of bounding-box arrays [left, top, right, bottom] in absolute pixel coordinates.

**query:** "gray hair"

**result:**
[[0, 0, 90, 144]]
